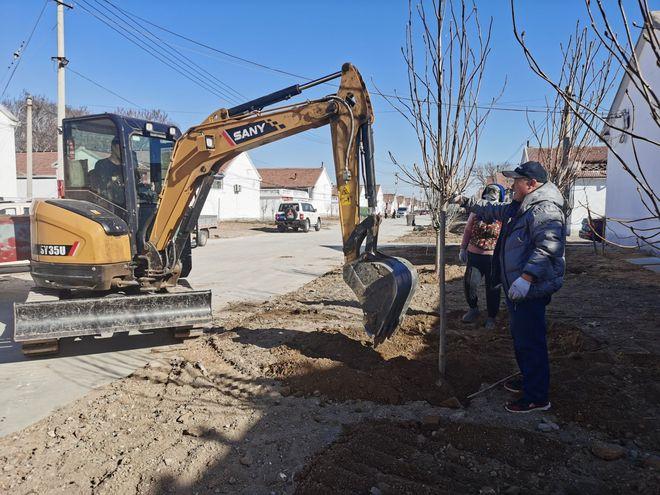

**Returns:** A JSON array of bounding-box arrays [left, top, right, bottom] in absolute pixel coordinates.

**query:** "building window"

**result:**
[[212, 177, 223, 189]]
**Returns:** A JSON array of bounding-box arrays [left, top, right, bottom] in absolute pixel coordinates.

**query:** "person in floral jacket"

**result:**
[[459, 184, 506, 330]]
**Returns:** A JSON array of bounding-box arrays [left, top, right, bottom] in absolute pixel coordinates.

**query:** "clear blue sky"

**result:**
[[1, 0, 655, 196]]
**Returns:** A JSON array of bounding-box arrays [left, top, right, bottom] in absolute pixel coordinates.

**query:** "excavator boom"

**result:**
[[144, 63, 418, 344]]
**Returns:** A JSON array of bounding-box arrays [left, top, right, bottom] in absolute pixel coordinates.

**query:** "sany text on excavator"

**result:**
[[14, 63, 418, 355]]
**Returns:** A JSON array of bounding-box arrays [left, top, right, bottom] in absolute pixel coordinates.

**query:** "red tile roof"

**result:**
[[383, 193, 396, 202], [257, 167, 324, 189], [526, 146, 607, 178], [15, 152, 58, 178], [487, 172, 514, 188]]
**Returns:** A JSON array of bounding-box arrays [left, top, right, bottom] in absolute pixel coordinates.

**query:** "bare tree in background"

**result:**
[[114, 107, 174, 126], [474, 161, 509, 188], [382, 0, 500, 378], [511, 0, 659, 250], [523, 21, 615, 211], [2, 91, 176, 152], [2, 91, 87, 152]]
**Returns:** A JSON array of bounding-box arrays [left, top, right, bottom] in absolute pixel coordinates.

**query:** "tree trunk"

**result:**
[[435, 225, 441, 275], [437, 208, 447, 380]]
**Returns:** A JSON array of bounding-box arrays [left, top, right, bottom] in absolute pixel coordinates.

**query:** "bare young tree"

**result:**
[[511, 0, 659, 250], [524, 21, 616, 210], [381, 0, 500, 378]]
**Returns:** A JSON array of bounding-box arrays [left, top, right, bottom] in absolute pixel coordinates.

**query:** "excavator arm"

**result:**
[[146, 63, 417, 344]]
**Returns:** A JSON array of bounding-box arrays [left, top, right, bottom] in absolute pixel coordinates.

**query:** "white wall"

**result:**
[[310, 167, 332, 216], [0, 111, 18, 198], [568, 178, 606, 236], [260, 188, 310, 220], [605, 37, 660, 254], [16, 177, 58, 199], [202, 152, 261, 220], [384, 197, 398, 216]]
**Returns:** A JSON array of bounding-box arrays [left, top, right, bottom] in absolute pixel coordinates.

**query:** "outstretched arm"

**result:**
[[460, 196, 511, 224]]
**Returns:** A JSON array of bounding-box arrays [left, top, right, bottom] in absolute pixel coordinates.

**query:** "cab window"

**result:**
[[129, 134, 175, 204], [64, 118, 126, 208]]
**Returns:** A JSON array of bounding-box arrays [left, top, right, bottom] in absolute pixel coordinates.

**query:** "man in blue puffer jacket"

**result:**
[[453, 161, 566, 413]]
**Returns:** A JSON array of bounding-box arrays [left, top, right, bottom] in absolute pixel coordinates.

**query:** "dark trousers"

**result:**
[[464, 252, 501, 318], [506, 296, 551, 404]]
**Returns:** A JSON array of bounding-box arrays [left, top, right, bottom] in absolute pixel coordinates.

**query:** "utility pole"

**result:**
[[54, 1, 71, 197], [26, 95, 33, 199]]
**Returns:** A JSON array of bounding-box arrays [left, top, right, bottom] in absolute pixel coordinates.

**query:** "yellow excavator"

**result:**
[[14, 63, 417, 355]]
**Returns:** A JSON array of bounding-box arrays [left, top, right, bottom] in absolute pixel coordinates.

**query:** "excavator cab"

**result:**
[[62, 114, 180, 256]]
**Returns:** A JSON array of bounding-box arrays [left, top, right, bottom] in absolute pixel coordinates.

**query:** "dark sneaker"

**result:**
[[462, 307, 480, 323], [504, 398, 551, 414], [503, 378, 523, 394], [484, 317, 496, 331]]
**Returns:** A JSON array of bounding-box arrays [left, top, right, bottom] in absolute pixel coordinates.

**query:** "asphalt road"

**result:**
[[0, 216, 425, 437]]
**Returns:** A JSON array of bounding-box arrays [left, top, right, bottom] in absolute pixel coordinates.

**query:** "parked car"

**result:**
[[275, 201, 321, 232], [579, 217, 605, 242], [396, 206, 409, 218]]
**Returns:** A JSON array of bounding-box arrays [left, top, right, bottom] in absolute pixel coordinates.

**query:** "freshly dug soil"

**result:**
[[295, 420, 653, 495]]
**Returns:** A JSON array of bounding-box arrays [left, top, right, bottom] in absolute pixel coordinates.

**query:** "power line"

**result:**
[[75, 0, 239, 104], [99, 6, 597, 116], [1, 0, 49, 98], [117, 5, 308, 82], [92, 0, 245, 102], [68, 66, 144, 108]]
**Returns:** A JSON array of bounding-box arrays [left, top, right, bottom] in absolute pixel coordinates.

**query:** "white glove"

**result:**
[[508, 276, 531, 301], [458, 248, 468, 264]]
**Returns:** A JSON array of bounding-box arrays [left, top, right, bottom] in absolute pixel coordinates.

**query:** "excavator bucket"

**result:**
[[343, 252, 418, 346]]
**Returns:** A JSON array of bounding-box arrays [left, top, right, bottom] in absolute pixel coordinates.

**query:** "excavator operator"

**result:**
[[90, 136, 125, 205]]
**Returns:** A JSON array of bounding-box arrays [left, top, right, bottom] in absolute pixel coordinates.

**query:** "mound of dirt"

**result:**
[[261, 309, 605, 408]]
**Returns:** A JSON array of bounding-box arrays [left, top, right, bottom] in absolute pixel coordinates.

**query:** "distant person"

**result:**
[[459, 184, 506, 331], [452, 161, 566, 414]]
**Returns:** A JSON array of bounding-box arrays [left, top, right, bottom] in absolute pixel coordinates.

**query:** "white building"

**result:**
[[258, 166, 333, 218], [15, 151, 58, 198], [358, 184, 385, 215], [603, 11, 660, 254], [523, 146, 608, 236], [383, 193, 398, 217], [0, 105, 19, 198], [202, 152, 262, 220]]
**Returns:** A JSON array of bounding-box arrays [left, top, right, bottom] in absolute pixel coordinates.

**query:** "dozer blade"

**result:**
[[343, 253, 418, 346], [13, 289, 212, 342]]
